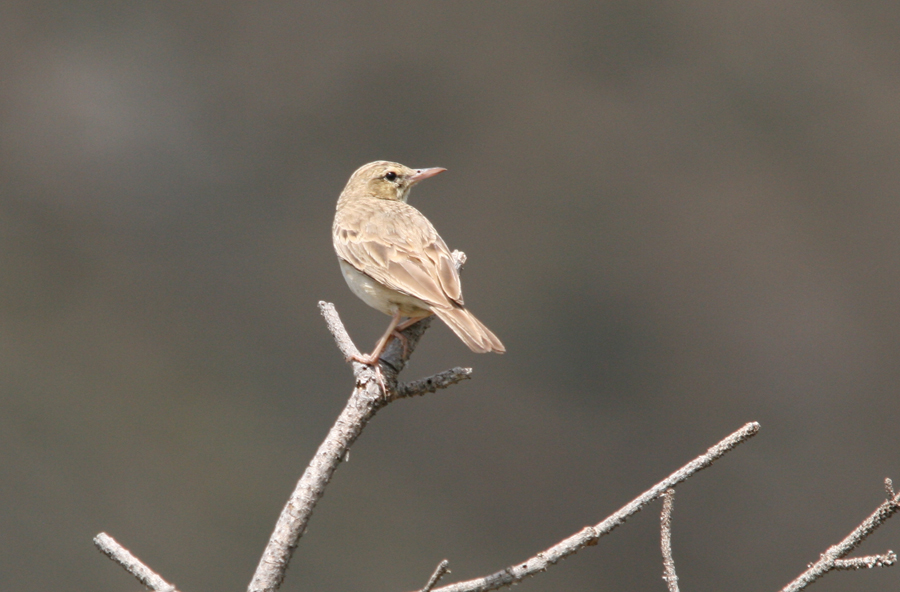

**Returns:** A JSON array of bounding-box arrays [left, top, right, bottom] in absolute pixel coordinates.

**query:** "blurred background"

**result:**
[[2, 2, 899, 591]]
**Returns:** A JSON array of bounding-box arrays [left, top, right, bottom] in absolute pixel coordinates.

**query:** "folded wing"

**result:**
[[334, 198, 463, 308]]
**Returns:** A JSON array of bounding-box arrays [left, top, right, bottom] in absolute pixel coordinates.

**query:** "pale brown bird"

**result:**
[[333, 161, 505, 366]]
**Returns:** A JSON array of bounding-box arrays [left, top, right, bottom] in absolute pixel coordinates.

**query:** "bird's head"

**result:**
[[340, 161, 446, 204]]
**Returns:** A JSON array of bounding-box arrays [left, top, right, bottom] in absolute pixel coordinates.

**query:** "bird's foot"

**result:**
[[374, 365, 388, 394], [350, 352, 389, 394], [350, 352, 380, 365]]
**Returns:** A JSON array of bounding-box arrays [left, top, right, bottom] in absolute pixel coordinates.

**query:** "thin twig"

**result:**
[[93, 532, 179, 592], [396, 367, 473, 399], [421, 560, 451, 592], [779, 481, 900, 592], [451, 249, 466, 269], [427, 422, 760, 592], [319, 300, 361, 361], [832, 553, 897, 570], [660, 489, 680, 592]]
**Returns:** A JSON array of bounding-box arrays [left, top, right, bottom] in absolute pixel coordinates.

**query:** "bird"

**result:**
[[333, 160, 505, 367]]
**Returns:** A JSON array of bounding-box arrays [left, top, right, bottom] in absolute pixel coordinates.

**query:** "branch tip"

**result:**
[[833, 552, 896, 570], [318, 301, 361, 361], [396, 367, 473, 399], [421, 560, 451, 592], [451, 250, 467, 269]]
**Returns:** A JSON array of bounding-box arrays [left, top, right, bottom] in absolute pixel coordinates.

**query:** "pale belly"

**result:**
[[339, 260, 432, 317]]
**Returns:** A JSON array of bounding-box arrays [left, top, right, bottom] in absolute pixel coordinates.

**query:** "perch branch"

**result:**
[[660, 489, 680, 592], [93, 532, 179, 592], [426, 422, 760, 592], [248, 282, 471, 592], [779, 478, 900, 592]]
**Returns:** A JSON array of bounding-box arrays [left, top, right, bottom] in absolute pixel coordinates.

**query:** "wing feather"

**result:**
[[334, 198, 463, 308]]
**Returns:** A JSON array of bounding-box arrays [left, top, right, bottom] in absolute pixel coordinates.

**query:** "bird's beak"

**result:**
[[409, 167, 447, 185]]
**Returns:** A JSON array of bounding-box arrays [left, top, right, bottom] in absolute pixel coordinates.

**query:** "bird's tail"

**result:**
[[433, 306, 506, 354]]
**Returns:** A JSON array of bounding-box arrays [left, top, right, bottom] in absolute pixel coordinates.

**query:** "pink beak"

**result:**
[[409, 167, 447, 185]]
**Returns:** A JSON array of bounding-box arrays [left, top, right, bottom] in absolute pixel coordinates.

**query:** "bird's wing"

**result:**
[[334, 199, 463, 307]]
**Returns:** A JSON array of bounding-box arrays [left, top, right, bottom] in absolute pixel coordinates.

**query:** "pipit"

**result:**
[[333, 161, 505, 368]]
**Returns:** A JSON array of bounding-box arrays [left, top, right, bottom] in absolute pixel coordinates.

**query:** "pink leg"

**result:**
[[350, 312, 405, 394], [391, 314, 431, 357], [352, 311, 403, 365], [396, 314, 431, 332]]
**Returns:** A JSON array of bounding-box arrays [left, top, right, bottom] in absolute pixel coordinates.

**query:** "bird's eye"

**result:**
[[384, 171, 398, 182]]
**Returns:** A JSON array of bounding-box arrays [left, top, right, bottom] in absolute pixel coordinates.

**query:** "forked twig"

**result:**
[[780, 479, 900, 592], [247, 297, 473, 592]]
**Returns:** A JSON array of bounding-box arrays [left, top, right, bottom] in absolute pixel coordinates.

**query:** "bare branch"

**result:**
[[428, 422, 761, 592], [319, 300, 362, 361], [93, 532, 179, 592], [421, 560, 451, 592], [660, 490, 680, 592], [779, 483, 900, 592], [396, 367, 473, 400]]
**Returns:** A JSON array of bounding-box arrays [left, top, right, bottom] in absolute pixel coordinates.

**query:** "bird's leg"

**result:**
[[351, 311, 402, 366], [391, 314, 432, 358], [395, 314, 432, 332], [350, 311, 403, 394], [390, 330, 409, 358]]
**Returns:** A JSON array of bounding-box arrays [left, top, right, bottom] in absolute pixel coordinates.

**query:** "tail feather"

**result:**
[[432, 306, 505, 354]]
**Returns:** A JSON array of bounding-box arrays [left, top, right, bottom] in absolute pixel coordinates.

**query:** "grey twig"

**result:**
[[427, 422, 760, 592], [779, 479, 900, 592], [319, 300, 361, 361], [421, 560, 451, 592], [93, 532, 179, 592], [396, 367, 473, 400], [660, 489, 680, 592], [832, 553, 897, 570]]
